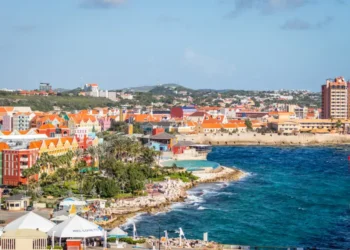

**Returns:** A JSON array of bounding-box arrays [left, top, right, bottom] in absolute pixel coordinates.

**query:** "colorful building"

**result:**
[[98, 117, 111, 131], [2, 148, 39, 186], [0, 142, 10, 185], [13, 112, 34, 131], [37, 124, 70, 138]]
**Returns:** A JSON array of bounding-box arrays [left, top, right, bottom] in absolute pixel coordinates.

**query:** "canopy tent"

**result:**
[[3, 212, 55, 233], [47, 215, 104, 238], [108, 227, 128, 238], [59, 197, 87, 207], [50, 215, 69, 222]]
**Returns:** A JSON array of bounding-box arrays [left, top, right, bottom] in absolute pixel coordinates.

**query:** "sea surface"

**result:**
[[123, 146, 350, 249], [162, 160, 219, 171]]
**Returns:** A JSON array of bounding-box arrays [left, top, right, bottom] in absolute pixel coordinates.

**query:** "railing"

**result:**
[[20, 157, 28, 161]]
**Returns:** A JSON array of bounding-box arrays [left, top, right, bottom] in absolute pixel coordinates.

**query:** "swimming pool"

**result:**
[[162, 160, 219, 171]]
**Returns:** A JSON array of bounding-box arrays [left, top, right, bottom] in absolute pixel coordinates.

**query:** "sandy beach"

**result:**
[[97, 166, 247, 229]]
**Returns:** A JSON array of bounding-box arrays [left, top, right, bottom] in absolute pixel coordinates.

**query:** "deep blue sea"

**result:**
[[123, 146, 350, 249]]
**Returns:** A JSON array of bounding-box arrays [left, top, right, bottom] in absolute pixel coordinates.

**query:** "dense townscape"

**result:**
[[0, 77, 349, 249]]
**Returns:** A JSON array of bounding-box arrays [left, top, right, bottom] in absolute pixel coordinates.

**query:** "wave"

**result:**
[[121, 212, 146, 229], [186, 195, 204, 204], [197, 206, 207, 210]]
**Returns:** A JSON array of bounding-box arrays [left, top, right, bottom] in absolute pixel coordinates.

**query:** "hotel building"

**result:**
[[321, 77, 348, 119]]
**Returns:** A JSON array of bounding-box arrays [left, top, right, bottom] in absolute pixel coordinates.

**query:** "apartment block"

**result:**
[[321, 77, 348, 119], [2, 148, 39, 186]]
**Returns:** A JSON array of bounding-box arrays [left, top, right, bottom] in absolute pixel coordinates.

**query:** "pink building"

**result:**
[[99, 117, 111, 131], [2, 115, 12, 131]]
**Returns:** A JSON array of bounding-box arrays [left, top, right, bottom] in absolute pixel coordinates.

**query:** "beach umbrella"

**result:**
[[69, 204, 77, 216], [108, 226, 128, 238], [3, 212, 55, 233]]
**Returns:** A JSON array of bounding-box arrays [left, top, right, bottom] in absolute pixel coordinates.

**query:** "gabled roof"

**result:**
[[0, 142, 10, 151], [39, 124, 56, 130]]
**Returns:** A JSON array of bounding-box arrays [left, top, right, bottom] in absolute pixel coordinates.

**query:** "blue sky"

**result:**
[[0, 0, 349, 91]]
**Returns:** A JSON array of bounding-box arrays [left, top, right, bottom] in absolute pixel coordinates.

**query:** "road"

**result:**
[[0, 208, 53, 226]]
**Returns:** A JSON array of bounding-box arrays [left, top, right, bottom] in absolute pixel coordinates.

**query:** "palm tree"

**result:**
[[86, 146, 98, 167]]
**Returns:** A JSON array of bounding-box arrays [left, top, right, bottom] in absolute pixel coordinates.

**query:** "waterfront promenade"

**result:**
[[177, 133, 350, 145]]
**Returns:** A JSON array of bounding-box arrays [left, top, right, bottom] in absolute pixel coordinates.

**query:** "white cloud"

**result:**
[[184, 48, 236, 77]]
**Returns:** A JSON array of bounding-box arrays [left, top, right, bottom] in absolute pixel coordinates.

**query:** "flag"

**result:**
[[179, 227, 185, 237], [164, 230, 168, 240]]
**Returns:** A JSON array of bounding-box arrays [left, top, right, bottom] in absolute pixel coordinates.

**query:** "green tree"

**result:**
[[245, 119, 253, 131]]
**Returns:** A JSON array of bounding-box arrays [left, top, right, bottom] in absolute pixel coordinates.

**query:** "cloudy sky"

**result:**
[[0, 0, 349, 91]]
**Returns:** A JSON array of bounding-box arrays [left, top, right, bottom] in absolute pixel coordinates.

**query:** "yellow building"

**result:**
[[29, 137, 79, 157], [270, 120, 300, 135], [29, 137, 79, 174]]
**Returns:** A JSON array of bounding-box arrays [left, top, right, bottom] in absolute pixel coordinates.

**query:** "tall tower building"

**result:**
[[321, 77, 348, 119]]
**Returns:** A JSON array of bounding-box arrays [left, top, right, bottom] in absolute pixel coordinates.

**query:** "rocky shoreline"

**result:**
[[99, 166, 247, 229]]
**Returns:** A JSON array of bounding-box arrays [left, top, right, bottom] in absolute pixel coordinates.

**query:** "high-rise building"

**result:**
[[39, 83, 52, 91], [321, 77, 348, 119]]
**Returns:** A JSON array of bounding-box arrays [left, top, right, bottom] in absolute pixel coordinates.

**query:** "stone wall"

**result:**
[[177, 133, 350, 146]]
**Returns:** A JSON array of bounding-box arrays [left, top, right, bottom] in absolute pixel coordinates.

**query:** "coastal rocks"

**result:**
[[102, 166, 246, 229]]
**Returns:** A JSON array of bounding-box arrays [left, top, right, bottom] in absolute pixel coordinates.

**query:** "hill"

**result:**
[[0, 91, 116, 112], [121, 83, 184, 92]]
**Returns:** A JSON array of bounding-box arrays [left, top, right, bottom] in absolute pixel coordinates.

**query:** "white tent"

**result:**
[[108, 226, 128, 238], [47, 215, 104, 238], [59, 197, 87, 207], [3, 212, 55, 233], [50, 215, 69, 222]]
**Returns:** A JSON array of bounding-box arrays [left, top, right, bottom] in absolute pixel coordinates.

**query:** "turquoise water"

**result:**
[[162, 160, 219, 171], [124, 147, 350, 248]]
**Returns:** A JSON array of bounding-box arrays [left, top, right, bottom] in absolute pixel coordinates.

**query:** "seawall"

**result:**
[[177, 133, 350, 146]]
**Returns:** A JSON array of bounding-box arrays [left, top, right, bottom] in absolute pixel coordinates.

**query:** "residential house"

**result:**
[[99, 117, 111, 131], [37, 124, 70, 138]]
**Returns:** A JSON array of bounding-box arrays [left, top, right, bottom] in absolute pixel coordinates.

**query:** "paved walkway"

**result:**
[[0, 208, 52, 226]]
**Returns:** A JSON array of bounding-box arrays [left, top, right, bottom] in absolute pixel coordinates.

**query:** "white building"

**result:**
[[84, 84, 99, 97]]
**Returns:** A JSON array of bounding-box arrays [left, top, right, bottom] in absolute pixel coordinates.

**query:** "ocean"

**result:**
[[122, 146, 350, 249]]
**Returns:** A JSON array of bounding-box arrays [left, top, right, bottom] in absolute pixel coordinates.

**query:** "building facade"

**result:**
[[2, 115, 12, 131], [39, 83, 52, 91], [13, 113, 33, 131], [322, 77, 348, 119], [2, 148, 39, 186]]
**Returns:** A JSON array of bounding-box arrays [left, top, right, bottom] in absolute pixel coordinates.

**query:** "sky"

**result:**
[[0, 0, 349, 91]]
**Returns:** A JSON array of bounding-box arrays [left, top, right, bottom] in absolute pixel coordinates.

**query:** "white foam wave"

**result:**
[[197, 206, 207, 210], [186, 195, 204, 204], [120, 212, 145, 229]]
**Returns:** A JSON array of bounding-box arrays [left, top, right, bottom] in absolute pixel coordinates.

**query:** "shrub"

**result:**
[[47, 246, 63, 249], [118, 237, 146, 244]]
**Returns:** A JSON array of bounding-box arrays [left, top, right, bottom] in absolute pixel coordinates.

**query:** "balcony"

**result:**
[[20, 165, 28, 169]]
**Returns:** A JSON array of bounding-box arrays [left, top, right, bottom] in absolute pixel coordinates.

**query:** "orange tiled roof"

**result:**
[[29, 140, 43, 149], [39, 124, 56, 129], [201, 123, 222, 129], [0, 142, 10, 151]]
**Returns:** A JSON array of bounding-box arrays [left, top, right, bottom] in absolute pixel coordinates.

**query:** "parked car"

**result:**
[[26, 206, 34, 211], [2, 189, 10, 195]]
